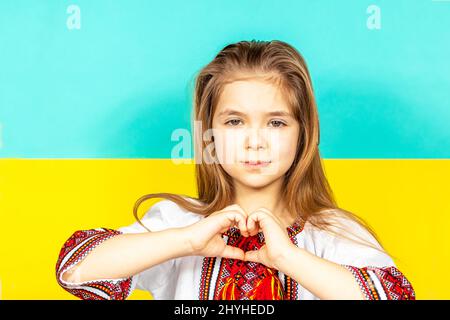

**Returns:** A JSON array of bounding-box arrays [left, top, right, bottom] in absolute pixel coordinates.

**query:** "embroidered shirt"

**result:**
[[55, 199, 415, 300]]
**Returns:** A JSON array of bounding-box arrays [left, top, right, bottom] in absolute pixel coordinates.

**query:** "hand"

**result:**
[[183, 204, 250, 260], [244, 207, 297, 270]]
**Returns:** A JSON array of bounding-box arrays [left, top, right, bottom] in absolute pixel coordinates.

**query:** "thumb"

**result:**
[[244, 250, 260, 263], [220, 245, 245, 260]]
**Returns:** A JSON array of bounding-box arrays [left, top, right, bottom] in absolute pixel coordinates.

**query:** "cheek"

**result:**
[[281, 139, 298, 161], [212, 129, 242, 165], [269, 131, 298, 164]]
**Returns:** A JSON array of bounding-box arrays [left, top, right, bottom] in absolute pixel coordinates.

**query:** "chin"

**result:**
[[235, 175, 277, 189]]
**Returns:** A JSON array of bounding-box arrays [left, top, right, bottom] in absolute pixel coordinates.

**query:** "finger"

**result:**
[[208, 204, 240, 218], [253, 207, 276, 221], [218, 212, 246, 234], [230, 204, 248, 217], [221, 206, 248, 222], [249, 208, 282, 235], [247, 211, 264, 236], [221, 204, 247, 218], [254, 207, 270, 214], [236, 215, 249, 237], [214, 212, 236, 233], [218, 208, 249, 236], [246, 212, 257, 236], [229, 208, 249, 236], [231, 206, 250, 236], [234, 213, 250, 237], [256, 208, 285, 228], [221, 245, 245, 260]]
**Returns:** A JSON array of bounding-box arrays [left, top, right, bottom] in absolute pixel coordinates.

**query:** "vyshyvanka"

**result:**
[[56, 199, 415, 300]]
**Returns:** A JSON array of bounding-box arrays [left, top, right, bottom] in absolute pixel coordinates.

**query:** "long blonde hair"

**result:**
[[133, 40, 393, 258]]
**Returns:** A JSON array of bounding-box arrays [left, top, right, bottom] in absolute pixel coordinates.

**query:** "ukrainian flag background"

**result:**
[[0, 0, 449, 300]]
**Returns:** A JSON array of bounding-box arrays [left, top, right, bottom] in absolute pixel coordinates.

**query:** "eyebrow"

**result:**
[[218, 108, 293, 118]]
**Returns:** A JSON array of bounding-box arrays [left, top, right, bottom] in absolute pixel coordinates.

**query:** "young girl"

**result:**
[[55, 40, 415, 300]]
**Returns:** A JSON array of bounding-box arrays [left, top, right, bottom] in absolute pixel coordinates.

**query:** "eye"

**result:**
[[225, 119, 243, 126], [269, 120, 287, 128]]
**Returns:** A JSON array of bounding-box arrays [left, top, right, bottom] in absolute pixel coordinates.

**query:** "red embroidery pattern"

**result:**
[[282, 231, 300, 300], [199, 219, 305, 300], [55, 228, 134, 300], [343, 265, 416, 300], [198, 255, 217, 300]]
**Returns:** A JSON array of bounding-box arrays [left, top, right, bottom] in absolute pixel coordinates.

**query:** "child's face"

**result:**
[[211, 79, 300, 189]]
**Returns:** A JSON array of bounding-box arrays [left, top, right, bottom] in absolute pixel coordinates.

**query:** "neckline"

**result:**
[[223, 217, 305, 239]]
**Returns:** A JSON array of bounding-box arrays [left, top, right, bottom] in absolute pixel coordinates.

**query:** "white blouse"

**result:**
[[56, 199, 415, 300]]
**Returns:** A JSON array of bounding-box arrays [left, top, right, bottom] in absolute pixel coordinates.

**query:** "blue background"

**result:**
[[0, 0, 449, 158]]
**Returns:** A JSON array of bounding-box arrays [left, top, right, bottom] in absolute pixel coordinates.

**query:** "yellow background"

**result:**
[[0, 159, 448, 299]]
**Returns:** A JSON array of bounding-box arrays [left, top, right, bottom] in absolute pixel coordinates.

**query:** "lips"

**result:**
[[243, 160, 270, 165], [241, 160, 271, 168]]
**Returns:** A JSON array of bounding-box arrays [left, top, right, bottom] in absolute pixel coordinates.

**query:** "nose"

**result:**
[[245, 128, 267, 151]]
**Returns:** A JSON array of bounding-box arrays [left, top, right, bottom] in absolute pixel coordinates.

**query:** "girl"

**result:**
[[55, 40, 415, 300]]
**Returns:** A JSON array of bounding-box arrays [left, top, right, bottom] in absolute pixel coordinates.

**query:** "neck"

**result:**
[[232, 177, 296, 228]]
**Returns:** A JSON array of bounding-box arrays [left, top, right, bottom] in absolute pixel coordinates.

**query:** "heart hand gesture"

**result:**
[[184, 204, 297, 270], [243, 207, 296, 269]]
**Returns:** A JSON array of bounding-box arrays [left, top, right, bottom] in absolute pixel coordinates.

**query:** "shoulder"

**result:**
[[303, 208, 380, 247], [301, 208, 395, 267], [118, 196, 204, 234], [153, 197, 205, 228]]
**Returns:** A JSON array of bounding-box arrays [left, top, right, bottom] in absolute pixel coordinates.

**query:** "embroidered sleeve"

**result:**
[[342, 265, 415, 300], [55, 228, 137, 300]]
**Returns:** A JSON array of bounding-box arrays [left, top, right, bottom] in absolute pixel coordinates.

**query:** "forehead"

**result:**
[[215, 79, 291, 116]]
